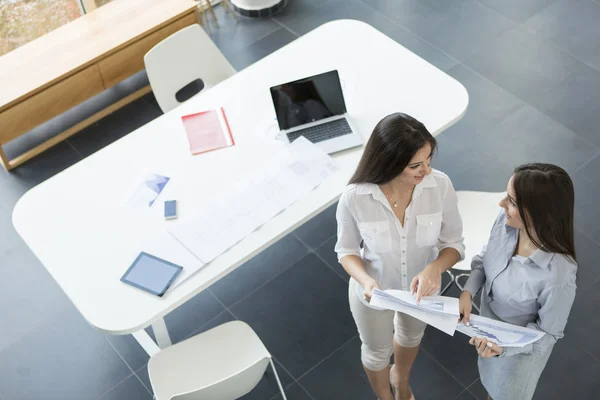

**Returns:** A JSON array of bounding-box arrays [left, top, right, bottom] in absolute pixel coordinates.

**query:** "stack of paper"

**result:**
[[370, 289, 460, 335], [168, 137, 338, 267], [456, 314, 545, 348]]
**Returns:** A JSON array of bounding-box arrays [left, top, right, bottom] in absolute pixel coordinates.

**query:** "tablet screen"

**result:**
[[121, 252, 182, 296]]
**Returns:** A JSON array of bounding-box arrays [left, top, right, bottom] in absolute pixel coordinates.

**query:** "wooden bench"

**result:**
[[0, 0, 200, 171]]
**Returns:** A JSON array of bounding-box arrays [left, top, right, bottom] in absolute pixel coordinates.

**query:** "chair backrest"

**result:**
[[148, 321, 274, 400], [170, 358, 271, 400], [144, 23, 236, 113], [454, 191, 506, 270]]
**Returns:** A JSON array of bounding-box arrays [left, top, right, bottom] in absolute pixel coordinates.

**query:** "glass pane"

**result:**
[[0, 0, 82, 57]]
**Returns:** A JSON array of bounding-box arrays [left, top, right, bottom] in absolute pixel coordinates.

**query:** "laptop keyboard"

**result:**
[[287, 118, 352, 143]]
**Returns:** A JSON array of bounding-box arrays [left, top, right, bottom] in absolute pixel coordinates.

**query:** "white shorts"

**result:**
[[348, 278, 427, 371]]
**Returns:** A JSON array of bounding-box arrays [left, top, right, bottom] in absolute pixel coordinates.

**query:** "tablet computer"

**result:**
[[121, 252, 183, 297]]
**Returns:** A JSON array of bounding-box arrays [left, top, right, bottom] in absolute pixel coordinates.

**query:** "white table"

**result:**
[[13, 20, 468, 356]]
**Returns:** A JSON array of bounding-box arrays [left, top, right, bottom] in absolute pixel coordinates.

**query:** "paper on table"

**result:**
[[123, 170, 170, 210], [456, 314, 546, 348], [370, 289, 460, 336], [168, 137, 338, 266]]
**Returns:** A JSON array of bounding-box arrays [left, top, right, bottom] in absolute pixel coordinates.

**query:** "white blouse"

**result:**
[[335, 169, 465, 305]]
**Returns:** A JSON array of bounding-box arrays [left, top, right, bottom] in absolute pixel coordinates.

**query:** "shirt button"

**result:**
[[402, 250, 406, 253], [402, 236, 406, 239]]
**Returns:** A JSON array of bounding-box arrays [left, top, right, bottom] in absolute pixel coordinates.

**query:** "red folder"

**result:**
[[181, 107, 235, 155]]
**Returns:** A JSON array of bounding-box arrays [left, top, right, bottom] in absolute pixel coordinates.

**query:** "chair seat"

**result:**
[[452, 191, 506, 272], [148, 321, 270, 400]]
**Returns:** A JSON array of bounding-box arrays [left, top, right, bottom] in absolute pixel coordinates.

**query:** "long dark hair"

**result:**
[[349, 113, 436, 184], [512, 163, 576, 262]]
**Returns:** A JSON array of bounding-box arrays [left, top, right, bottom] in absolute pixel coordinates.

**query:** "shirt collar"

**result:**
[[528, 249, 555, 269]]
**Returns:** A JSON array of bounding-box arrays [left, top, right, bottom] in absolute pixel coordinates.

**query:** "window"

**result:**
[[0, 0, 116, 57]]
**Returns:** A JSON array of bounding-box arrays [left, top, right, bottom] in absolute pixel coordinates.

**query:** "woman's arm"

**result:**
[[334, 191, 378, 297], [500, 279, 577, 357], [435, 179, 465, 271]]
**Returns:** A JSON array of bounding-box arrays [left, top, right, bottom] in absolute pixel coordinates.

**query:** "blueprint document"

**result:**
[[168, 137, 338, 268], [456, 314, 545, 348], [370, 289, 460, 335]]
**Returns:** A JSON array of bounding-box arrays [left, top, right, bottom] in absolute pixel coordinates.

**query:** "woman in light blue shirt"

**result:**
[[459, 163, 577, 400]]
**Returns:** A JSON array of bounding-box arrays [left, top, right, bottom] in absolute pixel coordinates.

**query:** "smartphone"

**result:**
[[164, 200, 177, 220]]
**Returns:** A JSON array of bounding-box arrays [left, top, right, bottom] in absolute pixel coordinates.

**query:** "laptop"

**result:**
[[270, 70, 363, 154]]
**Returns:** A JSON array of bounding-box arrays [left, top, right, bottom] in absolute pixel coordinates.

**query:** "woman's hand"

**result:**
[[459, 291, 473, 325], [469, 337, 504, 358], [362, 278, 381, 302], [410, 263, 442, 303]]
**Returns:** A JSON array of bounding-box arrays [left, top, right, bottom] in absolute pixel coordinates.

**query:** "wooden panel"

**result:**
[[0, 65, 105, 144], [0, 0, 197, 112], [3, 86, 152, 171], [98, 14, 198, 88]]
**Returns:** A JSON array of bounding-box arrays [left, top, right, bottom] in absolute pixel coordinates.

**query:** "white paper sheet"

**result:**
[[370, 289, 460, 336], [456, 314, 546, 348], [168, 137, 338, 267]]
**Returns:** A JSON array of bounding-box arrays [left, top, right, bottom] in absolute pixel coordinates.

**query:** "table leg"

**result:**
[[132, 330, 161, 357], [131, 316, 173, 356], [152, 317, 173, 348]]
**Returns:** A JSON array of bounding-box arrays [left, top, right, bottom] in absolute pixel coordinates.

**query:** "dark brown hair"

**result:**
[[512, 163, 576, 262], [349, 113, 436, 184]]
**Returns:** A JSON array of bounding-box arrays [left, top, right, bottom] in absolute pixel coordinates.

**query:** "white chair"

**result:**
[[148, 321, 287, 400], [441, 191, 506, 309], [144, 23, 236, 113]]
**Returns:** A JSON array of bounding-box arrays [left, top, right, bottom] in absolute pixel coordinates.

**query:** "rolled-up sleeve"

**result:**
[[501, 279, 577, 357], [334, 191, 361, 262], [437, 180, 465, 260]]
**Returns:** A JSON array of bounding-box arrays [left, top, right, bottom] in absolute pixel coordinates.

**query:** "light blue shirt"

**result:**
[[463, 212, 577, 357]]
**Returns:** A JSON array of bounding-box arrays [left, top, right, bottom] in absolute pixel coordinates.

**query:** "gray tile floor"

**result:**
[[1, 1, 600, 399]]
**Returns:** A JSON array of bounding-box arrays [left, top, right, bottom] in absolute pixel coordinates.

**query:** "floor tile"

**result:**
[[534, 62, 600, 147], [68, 97, 162, 158], [314, 236, 349, 283], [411, 348, 465, 399], [572, 155, 600, 242], [297, 336, 374, 399], [0, 203, 23, 256], [479, 0, 559, 23], [465, 26, 583, 108], [384, 25, 460, 72], [273, 0, 347, 35], [421, 324, 480, 387], [145, 290, 226, 345], [533, 336, 600, 399], [466, 378, 488, 400], [445, 64, 525, 124], [209, 234, 310, 307], [186, 309, 237, 339], [96, 374, 152, 400], [226, 28, 297, 71], [271, 383, 314, 400], [0, 141, 82, 210], [105, 333, 150, 372], [523, 0, 600, 71], [360, 0, 436, 26], [574, 229, 600, 291], [209, 4, 280, 60], [0, 244, 73, 354], [274, 0, 399, 38], [134, 364, 152, 396], [454, 388, 479, 400], [231, 253, 357, 378], [0, 307, 131, 400], [401, 0, 515, 62], [566, 278, 600, 359], [293, 202, 338, 249], [484, 104, 599, 174]]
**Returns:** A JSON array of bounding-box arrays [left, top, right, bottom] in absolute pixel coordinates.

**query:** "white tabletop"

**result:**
[[13, 20, 468, 335]]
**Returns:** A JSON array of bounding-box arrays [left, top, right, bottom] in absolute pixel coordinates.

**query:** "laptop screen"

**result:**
[[270, 70, 347, 130]]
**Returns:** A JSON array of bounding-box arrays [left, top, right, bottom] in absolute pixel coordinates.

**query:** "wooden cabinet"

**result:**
[[0, 0, 199, 171]]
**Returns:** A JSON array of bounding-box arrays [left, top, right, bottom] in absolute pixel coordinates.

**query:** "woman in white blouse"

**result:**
[[335, 113, 465, 400]]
